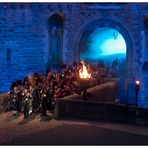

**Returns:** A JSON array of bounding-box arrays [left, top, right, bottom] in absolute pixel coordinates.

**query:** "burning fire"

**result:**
[[79, 61, 91, 79]]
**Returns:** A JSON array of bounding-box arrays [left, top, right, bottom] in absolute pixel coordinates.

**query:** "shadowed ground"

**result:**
[[4, 124, 148, 145], [1, 112, 148, 145]]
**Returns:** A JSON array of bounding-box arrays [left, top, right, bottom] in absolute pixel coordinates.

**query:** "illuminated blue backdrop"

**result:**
[[80, 27, 127, 67]]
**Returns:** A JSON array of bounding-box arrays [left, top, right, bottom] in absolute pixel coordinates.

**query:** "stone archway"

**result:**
[[73, 18, 134, 103]]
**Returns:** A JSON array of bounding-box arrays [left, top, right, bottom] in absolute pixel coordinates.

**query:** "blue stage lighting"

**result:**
[[80, 27, 126, 67]]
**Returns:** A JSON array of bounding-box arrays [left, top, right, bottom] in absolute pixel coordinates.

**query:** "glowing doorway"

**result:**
[[80, 27, 127, 69]]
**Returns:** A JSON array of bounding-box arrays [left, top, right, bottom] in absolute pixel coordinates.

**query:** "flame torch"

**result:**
[[79, 61, 91, 100]]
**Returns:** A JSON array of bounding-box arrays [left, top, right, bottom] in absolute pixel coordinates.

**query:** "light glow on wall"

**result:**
[[80, 27, 127, 66]]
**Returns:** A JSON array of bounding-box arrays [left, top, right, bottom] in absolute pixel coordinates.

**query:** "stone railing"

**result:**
[[54, 78, 148, 125], [54, 99, 148, 125], [54, 78, 119, 118], [56, 78, 119, 102]]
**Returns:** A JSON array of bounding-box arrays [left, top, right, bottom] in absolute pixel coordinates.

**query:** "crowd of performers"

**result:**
[[5, 61, 109, 119]]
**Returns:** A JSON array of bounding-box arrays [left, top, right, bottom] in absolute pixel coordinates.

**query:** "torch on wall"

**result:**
[[79, 61, 91, 100]]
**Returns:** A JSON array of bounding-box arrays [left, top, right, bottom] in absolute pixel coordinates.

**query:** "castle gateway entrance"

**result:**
[[73, 18, 134, 104]]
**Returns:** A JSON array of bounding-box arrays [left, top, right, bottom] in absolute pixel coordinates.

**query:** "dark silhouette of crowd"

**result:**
[[6, 61, 109, 118]]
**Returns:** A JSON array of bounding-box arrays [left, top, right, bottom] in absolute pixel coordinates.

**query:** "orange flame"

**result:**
[[79, 62, 91, 79]]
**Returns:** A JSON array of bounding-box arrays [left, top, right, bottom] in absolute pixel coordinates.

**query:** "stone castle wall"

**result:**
[[0, 3, 148, 107]]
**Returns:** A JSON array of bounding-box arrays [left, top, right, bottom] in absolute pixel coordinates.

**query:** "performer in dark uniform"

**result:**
[[23, 91, 31, 119], [46, 85, 54, 111], [32, 85, 40, 113], [41, 90, 48, 116], [16, 87, 23, 113], [10, 87, 20, 115], [23, 97, 30, 119]]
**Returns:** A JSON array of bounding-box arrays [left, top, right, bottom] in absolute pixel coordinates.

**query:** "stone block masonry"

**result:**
[[0, 3, 147, 108]]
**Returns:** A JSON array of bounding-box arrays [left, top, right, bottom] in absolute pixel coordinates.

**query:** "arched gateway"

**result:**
[[73, 18, 134, 104]]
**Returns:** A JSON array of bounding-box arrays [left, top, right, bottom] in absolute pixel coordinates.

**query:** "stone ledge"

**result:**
[[54, 78, 119, 119], [61, 78, 119, 103], [54, 78, 148, 125], [54, 97, 148, 125]]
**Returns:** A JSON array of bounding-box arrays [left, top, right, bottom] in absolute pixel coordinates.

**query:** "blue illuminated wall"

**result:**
[[80, 28, 126, 67], [0, 3, 148, 108], [0, 4, 48, 93], [0, 3, 66, 94]]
